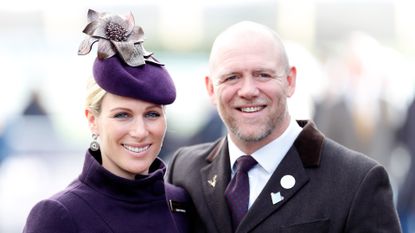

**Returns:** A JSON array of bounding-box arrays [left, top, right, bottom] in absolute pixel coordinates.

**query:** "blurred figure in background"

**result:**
[[0, 122, 8, 164], [0, 88, 61, 161], [314, 32, 403, 182], [396, 97, 415, 233], [22, 90, 48, 116], [183, 110, 225, 148], [0, 88, 67, 233]]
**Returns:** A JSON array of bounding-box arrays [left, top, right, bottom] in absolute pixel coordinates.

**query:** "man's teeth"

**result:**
[[241, 106, 263, 113], [123, 144, 150, 153]]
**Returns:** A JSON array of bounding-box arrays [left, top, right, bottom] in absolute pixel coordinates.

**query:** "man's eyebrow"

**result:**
[[219, 72, 240, 78]]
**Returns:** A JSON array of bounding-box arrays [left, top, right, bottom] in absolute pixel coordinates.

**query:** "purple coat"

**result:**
[[23, 150, 191, 233]]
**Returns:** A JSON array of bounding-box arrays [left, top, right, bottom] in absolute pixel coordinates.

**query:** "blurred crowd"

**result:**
[[1, 31, 415, 232]]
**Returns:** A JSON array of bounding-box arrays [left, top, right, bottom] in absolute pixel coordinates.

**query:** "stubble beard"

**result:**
[[229, 116, 275, 142], [222, 99, 287, 143]]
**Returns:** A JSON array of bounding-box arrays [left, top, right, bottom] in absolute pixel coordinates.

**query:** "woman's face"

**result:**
[[86, 93, 166, 179]]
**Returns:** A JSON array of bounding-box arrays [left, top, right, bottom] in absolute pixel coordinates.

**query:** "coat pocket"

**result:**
[[280, 218, 330, 233]]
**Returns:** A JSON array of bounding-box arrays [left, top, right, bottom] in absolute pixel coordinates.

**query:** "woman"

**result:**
[[23, 9, 191, 233]]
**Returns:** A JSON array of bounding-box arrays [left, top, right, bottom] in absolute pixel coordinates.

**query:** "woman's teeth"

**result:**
[[123, 144, 150, 153]]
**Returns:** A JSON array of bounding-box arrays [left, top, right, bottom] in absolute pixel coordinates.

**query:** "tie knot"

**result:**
[[235, 155, 257, 173]]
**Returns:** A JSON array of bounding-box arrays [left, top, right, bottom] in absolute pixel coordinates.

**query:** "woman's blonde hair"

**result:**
[[85, 76, 107, 115]]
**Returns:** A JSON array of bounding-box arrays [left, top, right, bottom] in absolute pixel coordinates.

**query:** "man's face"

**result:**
[[206, 33, 296, 153]]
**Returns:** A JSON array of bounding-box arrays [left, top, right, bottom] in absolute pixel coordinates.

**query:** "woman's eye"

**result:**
[[145, 111, 161, 118], [114, 112, 130, 119]]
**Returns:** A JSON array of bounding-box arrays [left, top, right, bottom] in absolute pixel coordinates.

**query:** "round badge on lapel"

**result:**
[[280, 175, 295, 189]]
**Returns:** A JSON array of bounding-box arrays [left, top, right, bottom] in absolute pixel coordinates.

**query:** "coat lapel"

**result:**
[[238, 147, 309, 232], [200, 138, 234, 233], [237, 120, 324, 233]]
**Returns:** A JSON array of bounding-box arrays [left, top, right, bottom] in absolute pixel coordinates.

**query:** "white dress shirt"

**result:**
[[227, 118, 302, 208]]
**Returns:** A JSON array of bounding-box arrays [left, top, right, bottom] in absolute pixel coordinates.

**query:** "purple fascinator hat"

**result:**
[[78, 9, 176, 105]]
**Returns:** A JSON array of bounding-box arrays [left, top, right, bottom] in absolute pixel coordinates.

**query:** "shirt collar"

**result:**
[[228, 118, 302, 173]]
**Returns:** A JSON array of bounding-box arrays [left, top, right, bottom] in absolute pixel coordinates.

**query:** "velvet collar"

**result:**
[[78, 149, 167, 203]]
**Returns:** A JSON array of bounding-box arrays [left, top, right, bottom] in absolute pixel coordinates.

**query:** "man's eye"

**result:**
[[254, 72, 273, 79], [221, 76, 239, 83], [254, 73, 276, 82], [259, 73, 272, 78], [145, 112, 161, 118]]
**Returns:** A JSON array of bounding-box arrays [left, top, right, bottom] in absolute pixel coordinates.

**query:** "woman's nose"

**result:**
[[129, 118, 149, 138]]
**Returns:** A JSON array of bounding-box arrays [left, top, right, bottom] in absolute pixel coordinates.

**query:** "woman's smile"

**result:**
[[122, 144, 151, 154]]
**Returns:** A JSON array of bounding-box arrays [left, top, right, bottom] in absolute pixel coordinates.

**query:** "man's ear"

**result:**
[[85, 108, 98, 134], [286, 66, 297, 97], [205, 76, 217, 105]]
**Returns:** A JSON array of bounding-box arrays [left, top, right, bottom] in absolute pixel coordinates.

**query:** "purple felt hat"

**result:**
[[93, 56, 176, 105], [78, 9, 176, 105]]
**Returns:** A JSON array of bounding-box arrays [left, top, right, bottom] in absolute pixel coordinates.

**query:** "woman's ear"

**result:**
[[85, 108, 98, 133]]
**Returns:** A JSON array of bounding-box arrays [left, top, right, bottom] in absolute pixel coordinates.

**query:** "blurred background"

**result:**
[[1, 0, 415, 232]]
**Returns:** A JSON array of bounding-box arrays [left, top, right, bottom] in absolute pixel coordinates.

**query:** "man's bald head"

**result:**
[[208, 21, 290, 73]]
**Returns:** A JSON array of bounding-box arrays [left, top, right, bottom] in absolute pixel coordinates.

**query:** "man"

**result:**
[[167, 21, 401, 233]]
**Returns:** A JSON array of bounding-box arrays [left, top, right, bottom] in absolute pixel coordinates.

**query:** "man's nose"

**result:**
[[237, 77, 259, 98]]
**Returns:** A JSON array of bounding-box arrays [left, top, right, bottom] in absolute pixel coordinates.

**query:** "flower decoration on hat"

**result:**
[[78, 9, 160, 67]]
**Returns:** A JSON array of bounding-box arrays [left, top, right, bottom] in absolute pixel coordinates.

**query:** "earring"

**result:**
[[90, 133, 100, 151]]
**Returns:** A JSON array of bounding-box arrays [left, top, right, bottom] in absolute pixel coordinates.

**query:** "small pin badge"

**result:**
[[280, 175, 295, 190], [271, 192, 284, 205], [208, 174, 218, 188]]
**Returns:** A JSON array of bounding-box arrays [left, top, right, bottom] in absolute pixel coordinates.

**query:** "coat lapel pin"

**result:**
[[271, 192, 284, 205], [280, 174, 296, 190], [208, 174, 218, 188]]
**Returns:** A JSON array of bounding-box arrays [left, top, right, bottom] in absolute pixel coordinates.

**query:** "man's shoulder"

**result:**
[[294, 120, 377, 171], [296, 120, 379, 171], [321, 138, 380, 172], [175, 138, 224, 159], [167, 138, 225, 181]]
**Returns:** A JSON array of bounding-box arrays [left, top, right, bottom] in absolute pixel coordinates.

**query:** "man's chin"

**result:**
[[234, 129, 269, 142]]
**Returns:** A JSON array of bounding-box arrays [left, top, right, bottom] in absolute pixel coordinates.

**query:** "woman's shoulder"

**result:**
[[23, 178, 106, 233], [23, 198, 77, 233], [23, 179, 88, 229], [164, 183, 189, 203], [164, 183, 194, 233], [164, 183, 194, 216], [47, 179, 86, 204]]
